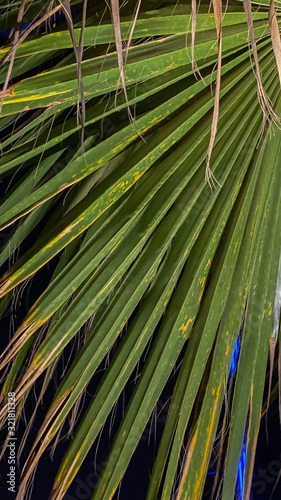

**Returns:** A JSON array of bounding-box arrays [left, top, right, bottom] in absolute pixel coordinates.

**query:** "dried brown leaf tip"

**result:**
[[191, 0, 198, 72], [110, 0, 133, 122], [110, 0, 145, 140], [205, 0, 223, 190], [59, 0, 87, 145], [243, 0, 280, 137], [269, 0, 281, 88]]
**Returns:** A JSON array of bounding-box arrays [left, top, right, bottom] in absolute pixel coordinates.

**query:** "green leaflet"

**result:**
[[0, 12, 269, 59]]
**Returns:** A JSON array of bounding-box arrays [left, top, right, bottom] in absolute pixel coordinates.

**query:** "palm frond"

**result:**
[[0, 1, 281, 499]]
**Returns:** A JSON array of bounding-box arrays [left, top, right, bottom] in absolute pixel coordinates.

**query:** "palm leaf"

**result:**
[[0, 1, 281, 499]]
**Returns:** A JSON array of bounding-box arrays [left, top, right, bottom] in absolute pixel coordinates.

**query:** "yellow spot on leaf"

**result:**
[[179, 317, 194, 335]]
